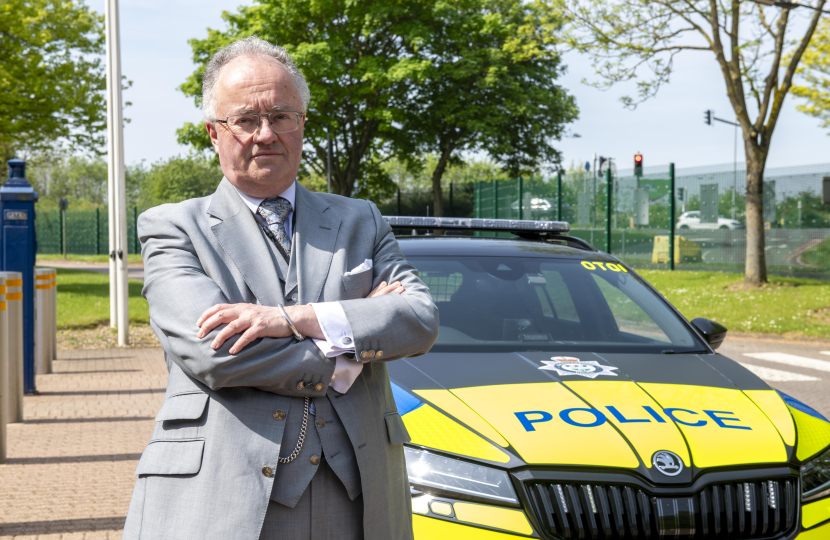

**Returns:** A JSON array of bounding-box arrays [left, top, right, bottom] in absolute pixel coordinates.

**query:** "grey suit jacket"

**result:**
[[122, 179, 439, 540]]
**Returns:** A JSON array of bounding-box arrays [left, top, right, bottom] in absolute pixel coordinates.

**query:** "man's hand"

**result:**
[[196, 280, 405, 354], [197, 303, 294, 354]]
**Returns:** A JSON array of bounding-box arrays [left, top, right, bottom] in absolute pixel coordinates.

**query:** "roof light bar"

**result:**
[[383, 216, 570, 234]]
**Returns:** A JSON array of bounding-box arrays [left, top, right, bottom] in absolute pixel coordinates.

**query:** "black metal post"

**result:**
[[669, 163, 675, 271], [517, 177, 523, 220], [605, 168, 612, 253], [557, 171, 562, 221]]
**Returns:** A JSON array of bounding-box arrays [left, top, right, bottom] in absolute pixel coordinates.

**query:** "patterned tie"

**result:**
[[258, 196, 292, 256]]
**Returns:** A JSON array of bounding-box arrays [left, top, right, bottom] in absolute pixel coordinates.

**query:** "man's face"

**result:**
[[206, 55, 305, 198]]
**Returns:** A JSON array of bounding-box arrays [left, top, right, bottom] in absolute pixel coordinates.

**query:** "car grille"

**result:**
[[526, 478, 797, 539]]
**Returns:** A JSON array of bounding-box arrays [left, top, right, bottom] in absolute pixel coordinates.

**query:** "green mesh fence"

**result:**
[[471, 162, 830, 280], [673, 163, 830, 279], [376, 183, 475, 218], [36, 207, 145, 256]]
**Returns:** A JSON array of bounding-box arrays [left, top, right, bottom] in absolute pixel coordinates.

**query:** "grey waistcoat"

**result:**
[[261, 223, 361, 507]]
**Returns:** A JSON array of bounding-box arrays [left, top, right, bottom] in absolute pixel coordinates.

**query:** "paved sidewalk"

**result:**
[[0, 348, 167, 539]]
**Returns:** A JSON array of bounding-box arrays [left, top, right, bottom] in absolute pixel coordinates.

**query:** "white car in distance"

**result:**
[[677, 210, 744, 230]]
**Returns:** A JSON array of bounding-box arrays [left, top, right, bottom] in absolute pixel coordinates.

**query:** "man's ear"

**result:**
[[206, 121, 220, 152]]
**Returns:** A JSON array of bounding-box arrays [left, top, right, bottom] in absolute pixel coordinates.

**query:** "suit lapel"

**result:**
[[208, 179, 285, 306], [285, 183, 341, 303]]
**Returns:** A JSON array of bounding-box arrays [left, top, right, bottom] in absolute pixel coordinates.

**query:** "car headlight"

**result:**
[[405, 446, 519, 505], [802, 446, 830, 502]]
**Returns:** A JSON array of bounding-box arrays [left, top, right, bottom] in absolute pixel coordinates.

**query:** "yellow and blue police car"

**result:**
[[384, 217, 830, 540]]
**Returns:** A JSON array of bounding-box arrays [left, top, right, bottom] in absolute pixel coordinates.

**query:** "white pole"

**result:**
[[0, 276, 7, 463], [1, 272, 24, 424], [50, 270, 57, 364], [106, 0, 130, 345], [34, 269, 52, 375], [105, 0, 118, 329]]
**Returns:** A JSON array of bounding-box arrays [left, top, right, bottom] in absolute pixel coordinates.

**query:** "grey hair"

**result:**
[[201, 36, 311, 121]]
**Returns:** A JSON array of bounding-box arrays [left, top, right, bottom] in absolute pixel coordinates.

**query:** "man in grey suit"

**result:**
[[122, 36, 439, 540]]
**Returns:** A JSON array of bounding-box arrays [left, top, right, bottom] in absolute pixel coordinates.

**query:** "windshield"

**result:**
[[411, 256, 706, 354]]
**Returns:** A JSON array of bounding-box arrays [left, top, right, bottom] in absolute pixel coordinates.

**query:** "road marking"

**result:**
[[743, 352, 830, 373], [821, 351, 830, 356], [738, 362, 820, 382]]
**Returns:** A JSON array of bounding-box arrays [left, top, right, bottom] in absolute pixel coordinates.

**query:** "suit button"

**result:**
[[315, 383, 324, 392], [367, 350, 376, 359], [360, 351, 369, 360], [310, 455, 320, 466], [317, 418, 325, 428], [272, 410, 286, 421], [262, 466, 274, 478], [375, 350, 384, 359], [297, 381, 305, 390]]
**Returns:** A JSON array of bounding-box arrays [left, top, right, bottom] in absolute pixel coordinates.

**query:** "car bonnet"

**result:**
[[389, 351, 797, 482]]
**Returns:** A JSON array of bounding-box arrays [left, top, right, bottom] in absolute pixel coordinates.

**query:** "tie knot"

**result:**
[[258, 196, 292, 225]]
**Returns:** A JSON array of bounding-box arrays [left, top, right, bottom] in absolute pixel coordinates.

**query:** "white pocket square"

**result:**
[[345, 258, 373, 276]]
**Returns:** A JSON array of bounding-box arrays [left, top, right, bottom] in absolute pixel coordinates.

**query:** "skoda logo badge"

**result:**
[[652, 451, 683, 477]]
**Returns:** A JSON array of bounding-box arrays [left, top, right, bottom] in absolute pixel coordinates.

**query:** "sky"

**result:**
[[97, 0, 829, 173]]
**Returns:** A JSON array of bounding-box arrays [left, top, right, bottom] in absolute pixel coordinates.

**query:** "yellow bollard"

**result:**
[[0, 276, 7, 462], [0, 272, 24, 423], [34, 268, 53, 375], [51, 270, 57, 362]]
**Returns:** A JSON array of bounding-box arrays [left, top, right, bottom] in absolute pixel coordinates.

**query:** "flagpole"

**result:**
[[105, 0, 130, 345]]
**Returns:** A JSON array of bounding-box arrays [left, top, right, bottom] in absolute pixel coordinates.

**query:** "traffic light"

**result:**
[[704, 109, 712, 125], [634, 153, 643, 177]]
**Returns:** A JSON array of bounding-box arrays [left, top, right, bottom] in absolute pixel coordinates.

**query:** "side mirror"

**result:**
[[691, 318, 727, 350]]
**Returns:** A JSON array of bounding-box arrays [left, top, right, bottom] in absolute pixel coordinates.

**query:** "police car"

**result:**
[[383, 217, 830, 540]]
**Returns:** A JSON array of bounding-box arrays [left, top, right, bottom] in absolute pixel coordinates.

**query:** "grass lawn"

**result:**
[[38, 253, 143, 264], [50, 268, 149, 329], [640, 269, 830, 339]]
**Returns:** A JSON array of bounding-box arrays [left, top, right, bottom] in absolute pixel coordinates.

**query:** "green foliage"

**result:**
[[0, 0, 110, 162], [178, 0, 437, 197], [792, 18, 830, 132], [140, 155, 223, 205], [26, 153, 146, 209], [382, 155, 509, 191], [393, 0, 577, 215], [178, 0, 576, 201]]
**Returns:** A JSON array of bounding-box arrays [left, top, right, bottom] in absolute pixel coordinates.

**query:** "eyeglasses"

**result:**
[[216, 111, 303, 135]]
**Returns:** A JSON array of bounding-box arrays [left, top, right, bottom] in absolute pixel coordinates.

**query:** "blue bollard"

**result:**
[[1, 159, 38, 394]]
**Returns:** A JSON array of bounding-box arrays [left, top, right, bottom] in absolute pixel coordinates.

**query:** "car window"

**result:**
[[591, 274, 670, 343], [412, 256, 705, 354]]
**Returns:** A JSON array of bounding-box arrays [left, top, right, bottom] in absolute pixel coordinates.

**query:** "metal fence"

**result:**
[[471, 162, 830, 280], [36, 207, 143, 256], [375, 183, 475, 218], [36, 162, 830, 280]]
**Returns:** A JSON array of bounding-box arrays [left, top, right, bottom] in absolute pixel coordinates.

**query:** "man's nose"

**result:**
[[253, 117, 279, 144]]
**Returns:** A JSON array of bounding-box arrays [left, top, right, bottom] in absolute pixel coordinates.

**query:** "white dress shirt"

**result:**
[[232, 182, 364, 393]]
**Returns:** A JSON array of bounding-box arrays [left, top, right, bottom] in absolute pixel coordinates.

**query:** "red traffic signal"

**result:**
[[634, 153, 643, 177]]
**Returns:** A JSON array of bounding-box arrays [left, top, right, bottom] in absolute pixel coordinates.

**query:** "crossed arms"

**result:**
[[139, 200, 438, 398]]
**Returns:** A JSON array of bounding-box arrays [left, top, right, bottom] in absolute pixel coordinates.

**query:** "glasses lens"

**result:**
[[227, 115, 259, 134], [269, 112, 299, 133]]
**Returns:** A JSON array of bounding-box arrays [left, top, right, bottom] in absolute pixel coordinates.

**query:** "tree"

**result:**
[[178, 0, 434, 198], [792, 17, 830, 131], [139, 155, 223, 206], [0, 0, 109, 164], [394, 0, 578, 217], [561, 0, 827, 286]]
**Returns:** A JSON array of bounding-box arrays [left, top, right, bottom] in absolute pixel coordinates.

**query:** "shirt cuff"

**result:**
[[331, 354, 364, 394], [310, 301, 356, 352]]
